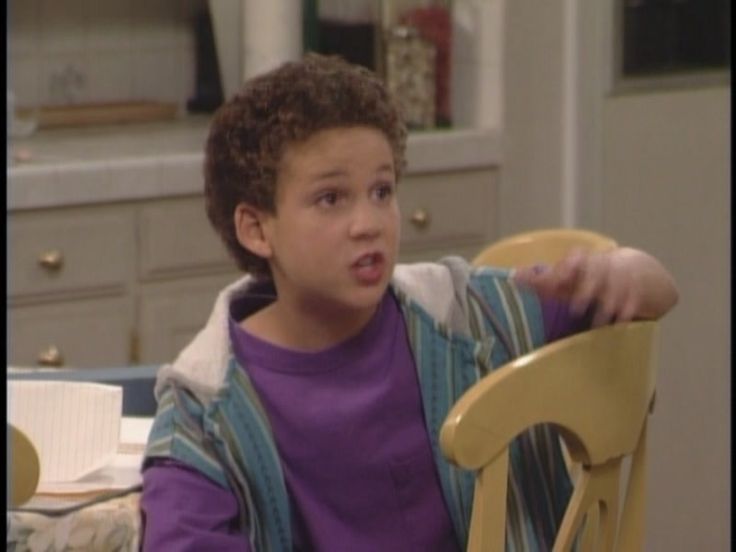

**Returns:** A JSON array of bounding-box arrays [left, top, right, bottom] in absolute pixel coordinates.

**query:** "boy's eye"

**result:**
[[316, 190, 341, 206], [374, 182, 395, 201]]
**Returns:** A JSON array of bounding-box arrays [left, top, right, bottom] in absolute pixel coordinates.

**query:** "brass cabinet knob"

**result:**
[[409, 208, 431, 229], [38, 250, 64, 271], [37, 345, 64, 367]]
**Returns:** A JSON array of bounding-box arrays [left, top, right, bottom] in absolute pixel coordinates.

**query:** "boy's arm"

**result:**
[[140, 459, 250, 551], [512, 246, 679, 327]]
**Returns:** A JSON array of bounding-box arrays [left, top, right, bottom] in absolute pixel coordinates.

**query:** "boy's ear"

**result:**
[[234, 202, 273, 259]]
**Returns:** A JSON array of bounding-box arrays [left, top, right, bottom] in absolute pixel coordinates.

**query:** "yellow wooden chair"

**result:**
[[473, 228, 620, 475], [440, 321, 658, 551], [472, 228, 618, 268], [8, 424, 41, 507]]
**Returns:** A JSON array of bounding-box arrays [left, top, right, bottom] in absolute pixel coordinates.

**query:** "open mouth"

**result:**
[[355, 253, 378, 267], [352, 252, 385, 284]]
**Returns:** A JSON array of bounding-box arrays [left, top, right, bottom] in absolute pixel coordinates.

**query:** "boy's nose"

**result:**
[[349, 203, 382, 239]]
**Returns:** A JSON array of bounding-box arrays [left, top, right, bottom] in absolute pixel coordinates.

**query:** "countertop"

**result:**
[[7, 115, 502, 211]]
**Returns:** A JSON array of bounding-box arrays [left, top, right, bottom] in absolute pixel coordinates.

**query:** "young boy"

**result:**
[[140, 54, 678, 551]]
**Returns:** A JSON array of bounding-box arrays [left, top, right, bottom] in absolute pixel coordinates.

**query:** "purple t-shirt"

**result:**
[[141, 290, 588, 551]]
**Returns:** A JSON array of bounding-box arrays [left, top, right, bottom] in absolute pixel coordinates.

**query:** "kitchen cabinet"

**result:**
[[7, 197, 238, 369], [7, 163, 498, 369], [9, 297, 134, 369], [399, 168, 496, 260], [8, 205, 138, 368], [7, 0, 503, 369], [136, 195, 241, 364]]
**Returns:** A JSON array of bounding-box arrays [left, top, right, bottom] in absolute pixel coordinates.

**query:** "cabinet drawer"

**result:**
[[8, 297, 133, 369], [139, 197, 234, 279], [399, 169, 496, 252], [9, 207, 135, 300]]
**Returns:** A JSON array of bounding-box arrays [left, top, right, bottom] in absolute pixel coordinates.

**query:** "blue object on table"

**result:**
[[7, 365, 160, 416]]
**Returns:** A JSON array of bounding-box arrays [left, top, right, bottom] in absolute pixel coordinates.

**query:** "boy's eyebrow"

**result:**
[[311, 164, 395, 182], [312, 169, 347, 181]]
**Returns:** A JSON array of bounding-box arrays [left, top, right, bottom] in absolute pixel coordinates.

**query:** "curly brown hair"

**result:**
[[204, 53, 408, 278]]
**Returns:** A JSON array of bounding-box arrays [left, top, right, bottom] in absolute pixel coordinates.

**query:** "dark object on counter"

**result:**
[[187, 8, 224, 113], [310, 0, 379, 71], [303, 0, 320, 53], [317, 19, 377, 70]]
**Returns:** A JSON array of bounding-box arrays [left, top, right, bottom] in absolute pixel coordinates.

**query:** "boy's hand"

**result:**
[[512, 247, 679, 327]]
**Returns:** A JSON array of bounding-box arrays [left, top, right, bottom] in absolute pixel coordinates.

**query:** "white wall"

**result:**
[[501, 1, 731, 549], [499, 0, 566, 234], [601, 87, 730, 551]]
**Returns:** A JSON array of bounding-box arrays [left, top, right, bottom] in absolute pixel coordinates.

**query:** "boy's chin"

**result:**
[[351, 284, 391, 306], [338, 283, 391, 311]]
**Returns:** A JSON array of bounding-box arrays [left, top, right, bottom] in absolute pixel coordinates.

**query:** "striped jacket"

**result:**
[[144, 257, 573, 551]]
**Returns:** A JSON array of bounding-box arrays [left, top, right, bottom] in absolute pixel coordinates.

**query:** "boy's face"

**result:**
[[258, 126, 400, 318]]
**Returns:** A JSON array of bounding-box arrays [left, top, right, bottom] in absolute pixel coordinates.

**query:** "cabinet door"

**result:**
[[138, 196, 234, 281], [8, 297, 134, 369], [138, 272, 241, 364], [398, 168, 497, 257], [9, 206, 135, 302]]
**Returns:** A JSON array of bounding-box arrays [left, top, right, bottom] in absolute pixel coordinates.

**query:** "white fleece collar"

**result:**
[[155, 259, 470, 403]]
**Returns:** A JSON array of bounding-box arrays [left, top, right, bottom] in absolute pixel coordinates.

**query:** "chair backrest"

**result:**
[[8, 424, 40, 507], [440, 321, 659, 552], [472, 228, 618, 268]]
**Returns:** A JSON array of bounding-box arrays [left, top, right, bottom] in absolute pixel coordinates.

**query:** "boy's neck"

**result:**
[[240, 294, 383, 352]]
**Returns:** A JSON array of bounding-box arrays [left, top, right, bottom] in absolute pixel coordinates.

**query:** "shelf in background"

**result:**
[[8, 118, 501, 211]]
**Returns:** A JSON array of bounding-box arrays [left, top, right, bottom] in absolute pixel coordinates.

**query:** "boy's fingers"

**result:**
[[591, 287, 620, 327], [569, 256, 606, 315], [555, 249, 585, 283], [594, 278, 636, 326], [569, 279, 598, 315], [592, 305, 614, 328], [616, 291, 640, 323]]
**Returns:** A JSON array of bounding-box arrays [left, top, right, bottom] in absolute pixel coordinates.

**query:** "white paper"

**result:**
[[29, 417, 154, 496], [8, 380, 122, 483], [118, 416, 154, 450]]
